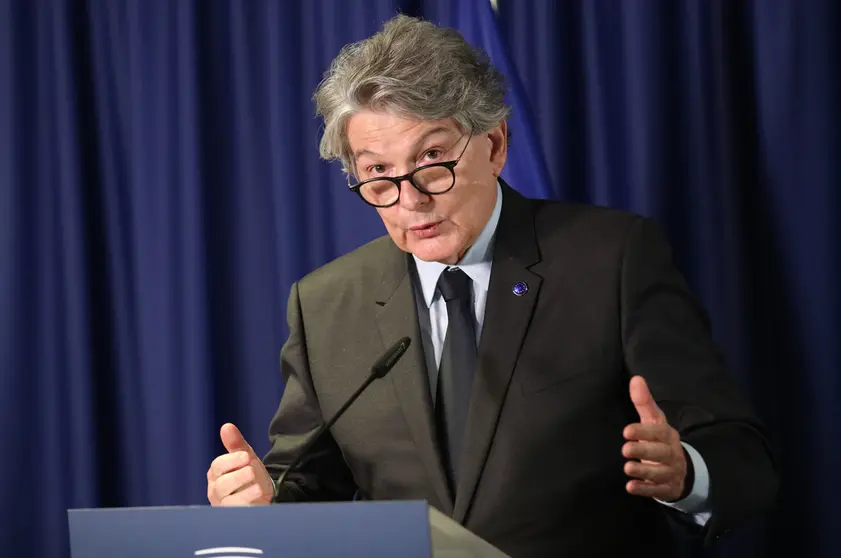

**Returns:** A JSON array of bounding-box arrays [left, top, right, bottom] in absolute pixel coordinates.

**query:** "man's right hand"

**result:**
[[207, 423, 275, 506]]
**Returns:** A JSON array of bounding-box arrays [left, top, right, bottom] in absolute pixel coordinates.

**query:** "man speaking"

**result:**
[[206, 15, 777, 557]]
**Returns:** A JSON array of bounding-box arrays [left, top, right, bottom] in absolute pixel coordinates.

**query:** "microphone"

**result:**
[[273, 336, 411, 495]]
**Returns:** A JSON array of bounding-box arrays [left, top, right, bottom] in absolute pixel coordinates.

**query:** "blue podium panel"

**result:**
[[68, 501, 432, 558]]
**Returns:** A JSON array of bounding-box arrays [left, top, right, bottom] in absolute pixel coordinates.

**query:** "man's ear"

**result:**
[[488, 120, 508, 177]]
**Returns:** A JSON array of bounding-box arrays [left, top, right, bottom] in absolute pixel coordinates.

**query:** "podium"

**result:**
[[67, 500, 511, 557]]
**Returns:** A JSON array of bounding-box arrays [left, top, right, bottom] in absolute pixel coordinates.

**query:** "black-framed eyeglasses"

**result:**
[[348, 133, 472, 208]]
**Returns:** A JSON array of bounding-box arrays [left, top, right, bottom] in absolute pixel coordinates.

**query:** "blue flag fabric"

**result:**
[[447, 0, 555, 200]]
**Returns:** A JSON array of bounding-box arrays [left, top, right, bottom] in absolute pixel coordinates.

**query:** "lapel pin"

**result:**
[[512, 281, 528, 296]]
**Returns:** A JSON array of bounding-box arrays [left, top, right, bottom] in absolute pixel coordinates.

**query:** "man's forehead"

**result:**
[[348, 114, 460, 158]]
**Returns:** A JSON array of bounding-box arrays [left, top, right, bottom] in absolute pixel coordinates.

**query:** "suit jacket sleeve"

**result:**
[[262, 281, 358, 502], [619, 216, 779, 544]]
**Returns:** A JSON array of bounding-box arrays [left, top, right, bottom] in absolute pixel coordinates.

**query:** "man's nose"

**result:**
[[398, 178, 430, 210]]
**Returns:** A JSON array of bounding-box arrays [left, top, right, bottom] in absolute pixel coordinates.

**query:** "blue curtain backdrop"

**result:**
[[1, 1, 838, 557]]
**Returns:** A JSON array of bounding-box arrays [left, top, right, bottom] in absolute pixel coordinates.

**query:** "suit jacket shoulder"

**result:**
[[531, 198, 648, 250], [512, 191, 666, 283], [294, 234, 405, 310]]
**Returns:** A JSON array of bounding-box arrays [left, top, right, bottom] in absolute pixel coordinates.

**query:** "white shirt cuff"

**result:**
[[656, 441, 712, 526]]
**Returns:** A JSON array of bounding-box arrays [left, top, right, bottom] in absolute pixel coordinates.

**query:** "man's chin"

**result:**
[[408, 242, 459, 265]]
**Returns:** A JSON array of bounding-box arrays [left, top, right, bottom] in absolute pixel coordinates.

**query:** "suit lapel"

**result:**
[[373, 244, 454, 514], [453, 183, 543, 522]]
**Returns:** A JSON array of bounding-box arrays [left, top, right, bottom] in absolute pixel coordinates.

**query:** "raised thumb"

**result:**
[[220, 423, 254, 455], [629, 376, 665, 424]]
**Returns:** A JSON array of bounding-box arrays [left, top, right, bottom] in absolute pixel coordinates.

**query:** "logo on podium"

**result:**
[[194, 548, 264, 557]]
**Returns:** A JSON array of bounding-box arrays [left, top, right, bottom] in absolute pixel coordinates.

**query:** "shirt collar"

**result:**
[[412, 181, 502, 307]]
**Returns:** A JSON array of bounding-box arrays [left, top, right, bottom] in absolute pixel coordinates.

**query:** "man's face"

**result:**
[[346, 111, 507, 264]]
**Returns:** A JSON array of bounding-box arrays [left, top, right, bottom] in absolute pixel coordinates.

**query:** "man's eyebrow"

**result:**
[[353, 147, 379, 160], [352, 127, 456, 162]]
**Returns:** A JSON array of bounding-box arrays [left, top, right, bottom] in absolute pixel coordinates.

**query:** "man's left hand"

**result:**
[[622, 375, 687, 502]]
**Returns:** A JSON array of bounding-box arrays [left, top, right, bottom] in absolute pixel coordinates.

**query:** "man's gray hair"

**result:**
[[313, 14, 511, 175]]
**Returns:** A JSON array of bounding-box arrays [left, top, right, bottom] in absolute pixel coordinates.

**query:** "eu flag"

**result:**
[[449, 0, 554, 200]]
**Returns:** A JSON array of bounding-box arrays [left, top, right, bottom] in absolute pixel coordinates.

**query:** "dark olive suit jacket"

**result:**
[[263, 182, 777, 557]]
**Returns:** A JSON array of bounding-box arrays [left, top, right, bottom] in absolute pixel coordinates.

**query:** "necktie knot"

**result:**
[[437, 267, 472, 302]]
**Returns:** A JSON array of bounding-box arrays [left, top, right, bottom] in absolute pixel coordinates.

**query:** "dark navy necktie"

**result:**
[[435, 267, 477, 491]]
